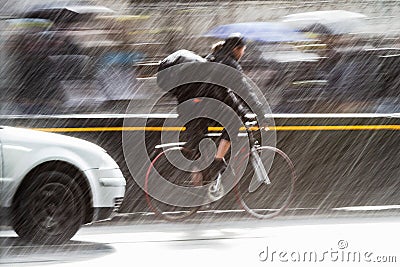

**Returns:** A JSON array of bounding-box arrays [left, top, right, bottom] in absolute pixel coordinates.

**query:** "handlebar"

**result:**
[[244, 120, 269, 131]]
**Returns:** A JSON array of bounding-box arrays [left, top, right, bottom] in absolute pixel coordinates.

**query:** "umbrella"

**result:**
[[203, 22, 311, 43], [21, 4, 115, 23], [281, 10, 367, 35]]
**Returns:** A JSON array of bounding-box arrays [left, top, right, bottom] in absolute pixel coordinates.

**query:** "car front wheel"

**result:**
[[12, 170, 84, 244]]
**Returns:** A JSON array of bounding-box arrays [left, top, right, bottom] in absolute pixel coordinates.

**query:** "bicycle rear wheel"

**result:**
[[145, 147, 201, 221], [235, 146, 297, 219]]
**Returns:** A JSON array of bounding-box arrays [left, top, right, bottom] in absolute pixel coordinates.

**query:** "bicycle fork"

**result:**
[[248, 147, 271, 193]]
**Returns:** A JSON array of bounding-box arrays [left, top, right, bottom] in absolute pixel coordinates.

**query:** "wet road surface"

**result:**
[[1, 212, 399, 266]]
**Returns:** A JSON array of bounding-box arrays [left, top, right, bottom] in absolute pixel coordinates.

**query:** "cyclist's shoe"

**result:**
[[201, 158, 227, 184], [208, 178, 225, 201]]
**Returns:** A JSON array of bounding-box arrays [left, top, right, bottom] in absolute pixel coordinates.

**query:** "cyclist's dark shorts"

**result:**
[[177, 100, 240, 150], [182, 118, 236, 150]]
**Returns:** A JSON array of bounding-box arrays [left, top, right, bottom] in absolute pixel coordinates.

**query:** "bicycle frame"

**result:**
[[145, 120, 297, 220]]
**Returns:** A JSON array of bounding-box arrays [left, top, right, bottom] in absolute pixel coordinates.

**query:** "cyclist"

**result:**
[[173, 34, 265, 182]]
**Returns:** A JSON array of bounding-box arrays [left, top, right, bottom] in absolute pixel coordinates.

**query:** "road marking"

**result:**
[[333, 205, 400, 211], [33, 127, 186, 132], [32, 125, 400, 133], [271, 125, 400, 131], [115, 205, 400, 218]]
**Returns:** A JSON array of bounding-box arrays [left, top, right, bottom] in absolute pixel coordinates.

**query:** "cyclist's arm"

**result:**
[[224, 59, 266, 117]]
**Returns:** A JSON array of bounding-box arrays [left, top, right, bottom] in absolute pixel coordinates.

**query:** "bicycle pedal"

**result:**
[[207, 181, 224, 202]]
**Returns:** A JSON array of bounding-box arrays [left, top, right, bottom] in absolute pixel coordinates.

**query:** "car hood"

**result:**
[[0, 125, 103, 150], [0, 126, 119, 170]]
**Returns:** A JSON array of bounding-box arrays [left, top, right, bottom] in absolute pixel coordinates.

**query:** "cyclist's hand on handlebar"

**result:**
[[244, 114, 270, 132]]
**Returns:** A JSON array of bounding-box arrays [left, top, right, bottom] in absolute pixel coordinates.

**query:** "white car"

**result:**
[[0, 126, 126, 244]]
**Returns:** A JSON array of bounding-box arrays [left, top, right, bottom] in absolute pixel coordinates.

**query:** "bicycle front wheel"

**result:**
[[235, 146, 297, 219], [145, 147, 201, 221]]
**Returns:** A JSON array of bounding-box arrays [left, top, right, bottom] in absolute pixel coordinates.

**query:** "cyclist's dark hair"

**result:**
[[223, 33, 246, 49]]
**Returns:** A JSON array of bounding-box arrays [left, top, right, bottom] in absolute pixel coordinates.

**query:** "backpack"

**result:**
[[157, 49, 207, 92]]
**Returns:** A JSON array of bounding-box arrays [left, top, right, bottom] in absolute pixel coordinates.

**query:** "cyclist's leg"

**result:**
[[181, 118, 212, 185], [216, 139, 230, 159], [201, 126, 237, 182], [182, 118, 209, 152]]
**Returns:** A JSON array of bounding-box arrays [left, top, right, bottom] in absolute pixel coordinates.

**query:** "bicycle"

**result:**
[[144, 120, 297, 221]]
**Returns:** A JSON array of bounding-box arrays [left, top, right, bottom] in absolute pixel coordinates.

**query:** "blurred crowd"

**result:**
[[0, 1, 399, 115]]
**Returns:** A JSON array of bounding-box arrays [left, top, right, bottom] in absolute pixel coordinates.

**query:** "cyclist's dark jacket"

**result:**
[[172, 49, 264, 146], [173, 49, 263, 118], [207, 49, 264, 116]]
